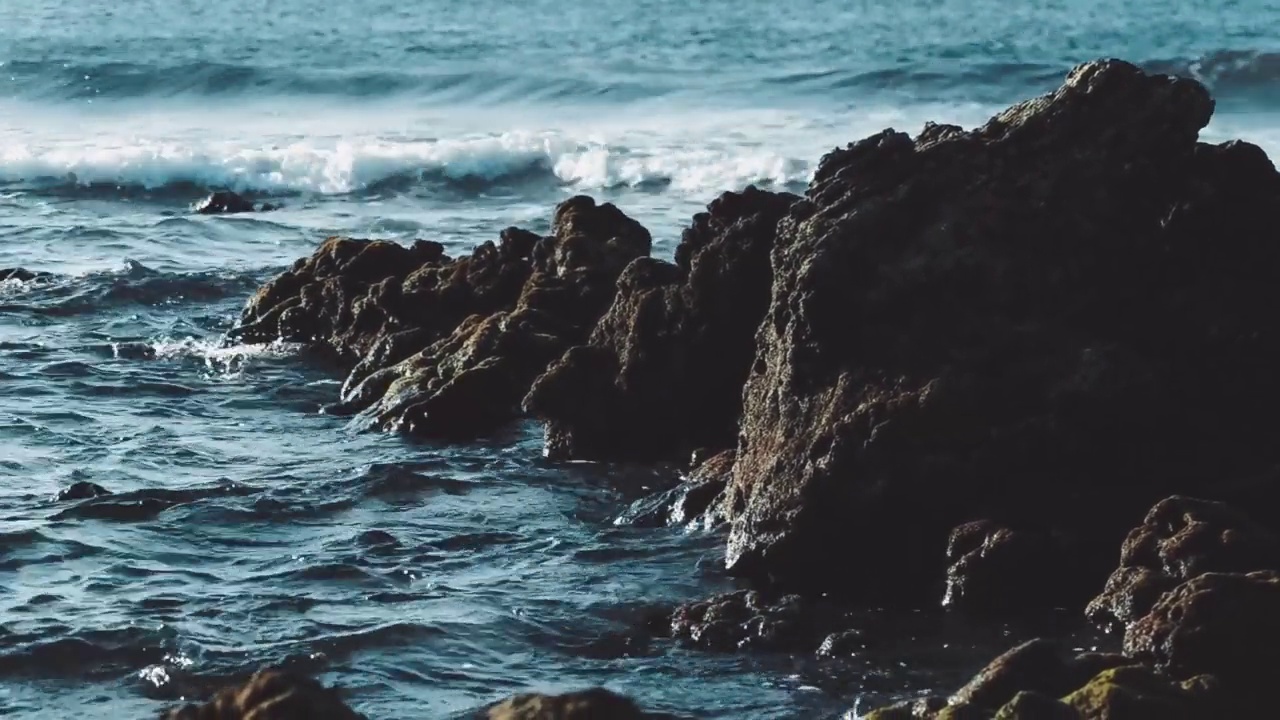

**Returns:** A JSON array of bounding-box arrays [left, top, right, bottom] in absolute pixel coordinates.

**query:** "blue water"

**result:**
[[1, 1, 1278, 717]]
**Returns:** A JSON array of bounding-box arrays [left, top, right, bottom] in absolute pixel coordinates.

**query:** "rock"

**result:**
[[0, 267, 51, 283], [947, 640, 1127, 713], [942, 520, 1074, 614], [161, 669, 364, 719], [54, 481, 112, 502], [525, 186, 797, 461], [723, 59, 1280, 599], [616, 450, 734, 529], [235, 197, 649, 438], [1086, 496, 1280, 632], [859, 697, 948, 720], [1124, 570, 1280, 689], [195, 190, 260, 215], [860, 649, 1220, 719], [666, 588, 859, 653], [483, 688, 655, 719], [1056, 666, 1220, 720], [992, 691, 1079, 720]]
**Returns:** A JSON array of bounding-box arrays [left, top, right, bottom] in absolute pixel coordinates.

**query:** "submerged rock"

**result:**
[[1086, 496, 1280, 632], [54, 481, 112, 502], [195, 190, 262, 215], [722, 59, 1280, 600], [666, 588, 861, 654], [525, 186, 797, 461], [234, 197, 649, 437], [0, 267, 51, 283], [483, 688, 656, 719], [161, 669, 364, 719]]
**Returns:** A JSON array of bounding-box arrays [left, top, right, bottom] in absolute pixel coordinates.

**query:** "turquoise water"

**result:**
[[1, 1, 1277, 717]]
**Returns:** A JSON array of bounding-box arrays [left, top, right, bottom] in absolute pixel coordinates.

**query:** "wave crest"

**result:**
[[0, 133, 812, 198]]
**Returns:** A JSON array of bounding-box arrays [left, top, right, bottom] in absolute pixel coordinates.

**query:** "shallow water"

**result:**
[[1, 0, 1274, 716]]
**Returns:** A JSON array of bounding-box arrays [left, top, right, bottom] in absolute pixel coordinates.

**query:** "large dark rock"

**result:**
[[234, 197, 650, 437], [525, 186, 797, 461], [722, 59, 1280, 599], [161, 669, 365, 719], [1124, 570, 1280, 690], [1086, 497, 1280, 632]]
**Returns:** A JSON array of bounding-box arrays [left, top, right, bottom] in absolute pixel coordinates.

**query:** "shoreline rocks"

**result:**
[[159, 672, 669, 720], [524, 186, 797, 461], [227, 57, 1280, 719], [233, 196, 650, 438]]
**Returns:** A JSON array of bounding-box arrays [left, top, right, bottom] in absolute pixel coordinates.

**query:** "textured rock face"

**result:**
[[1124, 570, 1280, 689], [161, 670, 365, 720], [234, 196, 650, 437], [525, 187, 797, 461], [723, 59, 1280, 597], [1086, 496, 1280, 631]]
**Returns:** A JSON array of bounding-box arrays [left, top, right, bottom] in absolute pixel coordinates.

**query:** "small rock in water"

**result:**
[[195, 190, 262, 215], [0, 267, 51, 283], [55, 481, 111, 502], [484, 687, 655, 719], [161, 669, 364, 719]]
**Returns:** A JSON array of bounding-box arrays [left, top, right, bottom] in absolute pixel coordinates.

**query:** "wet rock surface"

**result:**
[[617, 449, 734, 529], [54, 481, 112, 502], [483, 688, 667, 719], [525, 186, 797, 461], [1124, 570, 1280, 690], [666, 589, 848, 653], [1085, 496, 1280, 631], [722, 59, 1280, 600], [235, 196, 650, 437], [161, 669, 366, 719]]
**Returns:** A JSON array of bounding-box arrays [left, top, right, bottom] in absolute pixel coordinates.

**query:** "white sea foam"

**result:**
[[0, 131, 813, 196], [146, 336, 303, 376]]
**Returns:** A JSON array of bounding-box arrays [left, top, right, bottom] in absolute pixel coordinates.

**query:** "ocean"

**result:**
[[1, 1, 1278, 717]]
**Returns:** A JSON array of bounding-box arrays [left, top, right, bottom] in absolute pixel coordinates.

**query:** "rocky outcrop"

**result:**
[[862, 645, 1225, 720], [161, 670, 365, 719], [233, 197, 650, 437], [1124, 570, 1280, 690], [525, 187, 797, 461], [159, 674, 668, 720], [721, 59, 1280, 599], [863, 497, 1280, 719], [1085, 496, 1280, 631]]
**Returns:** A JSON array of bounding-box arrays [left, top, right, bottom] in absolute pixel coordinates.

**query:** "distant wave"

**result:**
[[0, 133, 812, 197], [1, 58, 657, 104]]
